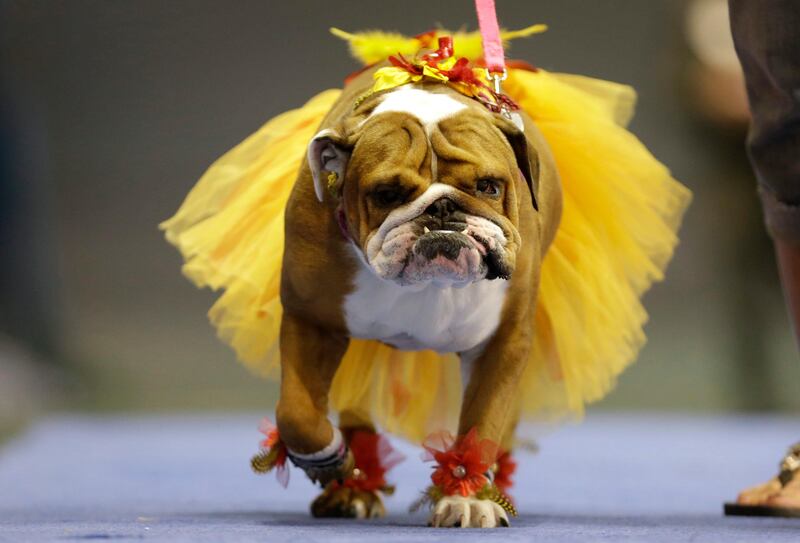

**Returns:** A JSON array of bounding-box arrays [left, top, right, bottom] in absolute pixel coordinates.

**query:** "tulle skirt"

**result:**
[[161, 68, 691, 443]]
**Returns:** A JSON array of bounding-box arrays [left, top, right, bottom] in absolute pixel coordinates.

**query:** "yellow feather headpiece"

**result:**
[[330, 25, 548, 66]]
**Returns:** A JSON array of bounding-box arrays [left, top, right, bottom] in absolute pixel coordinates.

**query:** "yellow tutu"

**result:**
[[161, 29, 691, 443]]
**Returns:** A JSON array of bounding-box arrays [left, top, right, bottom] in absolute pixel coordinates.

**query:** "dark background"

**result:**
[[1, 0, 796, 432]]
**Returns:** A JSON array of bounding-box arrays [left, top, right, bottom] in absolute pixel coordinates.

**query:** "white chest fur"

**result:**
[[343, 261, 508, 353]]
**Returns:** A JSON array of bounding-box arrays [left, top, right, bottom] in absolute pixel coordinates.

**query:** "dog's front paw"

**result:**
[[311, 484, 386, 519], [430, 495, 509, 528]]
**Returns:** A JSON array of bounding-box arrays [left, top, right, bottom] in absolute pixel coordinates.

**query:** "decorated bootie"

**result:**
[[418, 429, 516, 528], [310, 428, 405, 519]]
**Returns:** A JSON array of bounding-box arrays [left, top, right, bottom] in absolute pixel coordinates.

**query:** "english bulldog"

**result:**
[[276, 66, 562, 528]]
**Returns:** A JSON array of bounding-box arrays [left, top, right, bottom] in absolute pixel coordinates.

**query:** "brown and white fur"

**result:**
[[277, 66, 562, 527]]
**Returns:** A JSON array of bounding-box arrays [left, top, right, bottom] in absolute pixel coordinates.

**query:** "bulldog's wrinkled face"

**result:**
[[360, 182, 515, 287], [308, 85, 538, 287]]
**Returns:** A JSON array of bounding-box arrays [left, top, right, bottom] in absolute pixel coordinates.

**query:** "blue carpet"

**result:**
[[0, 413, 798, 542]]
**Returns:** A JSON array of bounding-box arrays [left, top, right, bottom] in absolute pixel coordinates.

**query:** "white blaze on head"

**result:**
[[370, 86, 467, 132]]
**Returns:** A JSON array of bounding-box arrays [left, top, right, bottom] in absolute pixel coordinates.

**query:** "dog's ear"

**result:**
[[308, 128, 351, 202], [492, 116, 539, 211]]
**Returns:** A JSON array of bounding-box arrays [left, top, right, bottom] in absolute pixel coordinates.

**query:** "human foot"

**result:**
[[727, 443, 800, 516]]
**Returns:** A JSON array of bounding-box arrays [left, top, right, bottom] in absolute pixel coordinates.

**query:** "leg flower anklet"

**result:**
[[413, 428, 517, 517]]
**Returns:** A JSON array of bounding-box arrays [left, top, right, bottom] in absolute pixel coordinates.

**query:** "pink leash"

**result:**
[[474, 0, 506, 76], [474, 0, 519, 126]]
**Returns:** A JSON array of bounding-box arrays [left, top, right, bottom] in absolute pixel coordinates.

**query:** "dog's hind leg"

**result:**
[[276, 312, 354, 486], [491, 407, 521, 498], [498, 402, 521, 452]]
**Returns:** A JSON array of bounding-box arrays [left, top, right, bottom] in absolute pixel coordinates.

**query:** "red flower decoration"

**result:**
[[420, 36, 454, 63], [424, 428, 499, 497], [385, 36, 520, 115], [257, 418, 289, 487], [388, 53, 423, 76], [493, 450, 517, 495], [332, 430, 405, 493]]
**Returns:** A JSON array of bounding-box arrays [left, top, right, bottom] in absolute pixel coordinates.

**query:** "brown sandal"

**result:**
[[724, 443, 800, 517]]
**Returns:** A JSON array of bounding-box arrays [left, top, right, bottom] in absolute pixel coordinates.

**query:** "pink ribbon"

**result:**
[[474, 0, 505, 74]]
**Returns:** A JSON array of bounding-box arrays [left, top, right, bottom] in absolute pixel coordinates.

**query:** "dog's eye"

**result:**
[[371, 185, 404, 207], [476, 178, 502, 197]]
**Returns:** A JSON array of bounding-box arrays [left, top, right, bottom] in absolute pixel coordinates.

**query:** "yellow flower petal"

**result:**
[[422, 65, 449, 82], [372, 67, 413, 93], [437, 56, 458, 70]]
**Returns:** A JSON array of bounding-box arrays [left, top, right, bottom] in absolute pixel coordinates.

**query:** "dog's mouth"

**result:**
[[412, 219, 509, 281], [368, 214, 511, 286]]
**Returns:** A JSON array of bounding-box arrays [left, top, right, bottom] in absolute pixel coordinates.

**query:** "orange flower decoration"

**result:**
[[424, 428, 499, 497], [332, 430, 405, 493], [255, 418, 289, 487], [258, 418, 281, 449], [493, 451, 517, 495]]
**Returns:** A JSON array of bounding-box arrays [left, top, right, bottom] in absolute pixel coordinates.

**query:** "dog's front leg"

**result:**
[[276, 312, 353, 485], [430, 308, 532, 528], [459, 318, 531, 442]]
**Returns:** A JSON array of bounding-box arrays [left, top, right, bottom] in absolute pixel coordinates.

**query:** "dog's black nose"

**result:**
[[425, 197, 458, 219]]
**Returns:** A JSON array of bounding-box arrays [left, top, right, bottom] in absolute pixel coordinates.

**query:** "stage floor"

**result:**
[[1, 413, 798, 542]]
